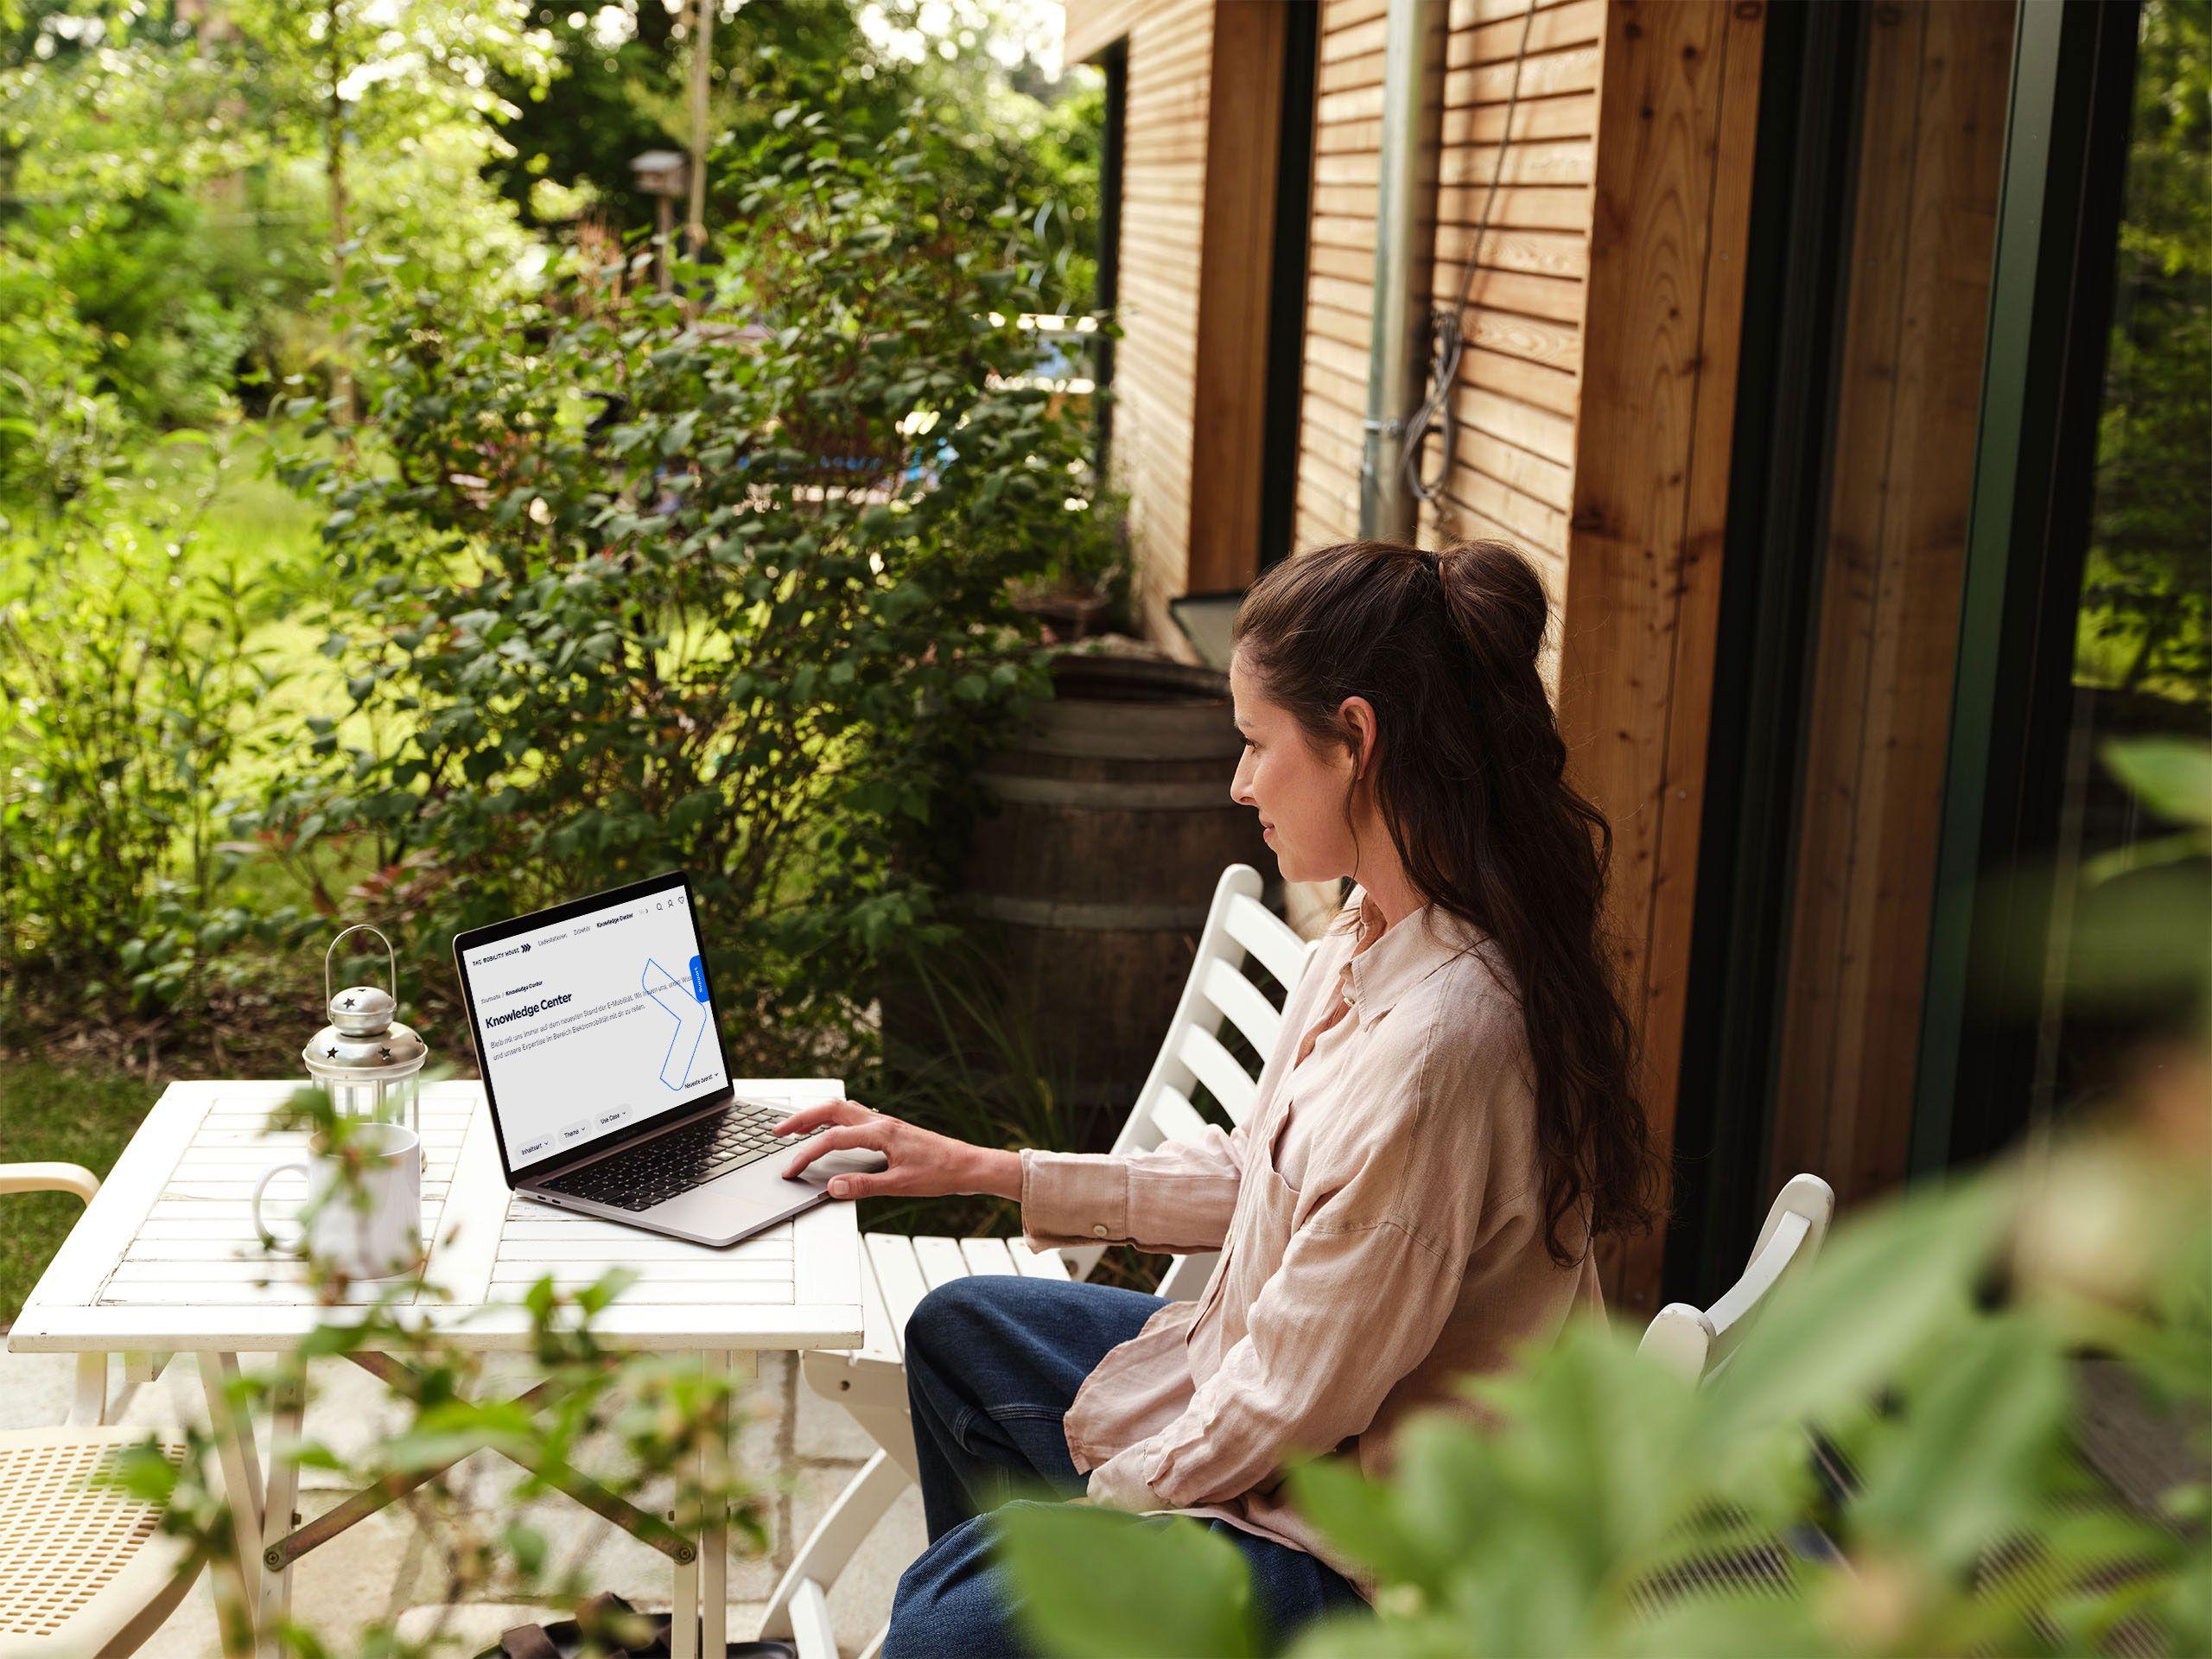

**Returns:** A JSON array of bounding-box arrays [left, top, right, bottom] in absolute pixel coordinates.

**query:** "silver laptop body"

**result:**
[[452, 872, 850, 1248]]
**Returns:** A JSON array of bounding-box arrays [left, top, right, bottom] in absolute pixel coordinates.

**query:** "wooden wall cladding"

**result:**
[[1296, 0, 1391, 555], [1298, 0, 1602, 696], [1078, 0, 1216, 649], [1765, 0, 2017, 1211], [1071, 1, 1306, 641], [1418, 0, 1603, 675], [1557, 0, 1765, 1321]]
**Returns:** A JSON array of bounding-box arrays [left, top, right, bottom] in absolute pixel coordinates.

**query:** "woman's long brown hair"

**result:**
[[1233, 539, 1662, 1266]]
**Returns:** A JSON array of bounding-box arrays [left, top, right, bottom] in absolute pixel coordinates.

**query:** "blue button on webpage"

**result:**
[[689, 954, 709, 1003]]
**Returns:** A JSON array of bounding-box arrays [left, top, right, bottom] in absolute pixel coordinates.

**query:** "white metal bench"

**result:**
[[760, 864, 1314, 1659]]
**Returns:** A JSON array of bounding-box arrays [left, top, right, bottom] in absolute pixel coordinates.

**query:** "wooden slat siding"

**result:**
[[1558, 0, 1764, 1320], [1065, 1, 1147, 65], [1081, 0, 1215, 650], [1414, 0, 1600, 632], [1767, 2, 2015, 1211], [1292, 0, 1390, 553]]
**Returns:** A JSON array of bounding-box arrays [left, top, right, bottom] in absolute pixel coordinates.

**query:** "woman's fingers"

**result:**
[[779, 1120, 892, 1180], [771, 1098, 872, 1137], [822, 1170, 893, 1200]]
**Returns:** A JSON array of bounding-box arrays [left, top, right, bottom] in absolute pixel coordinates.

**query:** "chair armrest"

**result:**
[[0, 1162, 100, 1202]]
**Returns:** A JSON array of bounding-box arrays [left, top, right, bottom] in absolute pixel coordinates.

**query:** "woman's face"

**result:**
[[1229, 650, 1360, 884]]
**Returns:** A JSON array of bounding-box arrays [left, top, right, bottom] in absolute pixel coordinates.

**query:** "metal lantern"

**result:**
[[302, 925, 428, 1131]]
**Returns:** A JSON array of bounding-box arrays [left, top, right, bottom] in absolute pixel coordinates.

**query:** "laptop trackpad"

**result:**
[[651, 1176, 808, 1239]]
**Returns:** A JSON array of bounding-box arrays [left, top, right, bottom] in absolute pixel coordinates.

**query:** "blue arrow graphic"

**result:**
[[640, 957, 710, 1091]]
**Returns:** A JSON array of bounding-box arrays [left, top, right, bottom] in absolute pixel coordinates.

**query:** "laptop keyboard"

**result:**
[[540, 1103, 827, 1212]]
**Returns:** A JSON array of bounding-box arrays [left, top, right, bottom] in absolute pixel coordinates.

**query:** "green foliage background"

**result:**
[[2076, 0, 2211, 702]]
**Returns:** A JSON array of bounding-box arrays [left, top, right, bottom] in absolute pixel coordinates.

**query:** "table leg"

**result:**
[[671, 1548, 700, 1659], [701, 1350, 745, 1657], [255, 1376, 305, 1651], [198, 1352, 264, 1617]]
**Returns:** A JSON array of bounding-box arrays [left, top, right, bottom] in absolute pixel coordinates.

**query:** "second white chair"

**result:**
[[1637, 1173, 1837, 1384]]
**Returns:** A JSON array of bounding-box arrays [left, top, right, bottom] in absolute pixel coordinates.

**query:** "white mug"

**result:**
[[253, 1121, 423, 1281]]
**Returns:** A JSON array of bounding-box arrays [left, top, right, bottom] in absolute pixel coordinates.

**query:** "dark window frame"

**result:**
[[1255, 1, 1319, 573], [1910, 0, 2144, 1174]]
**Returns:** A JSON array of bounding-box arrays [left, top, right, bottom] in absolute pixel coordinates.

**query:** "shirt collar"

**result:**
[[1326, 883, 1492, 1027]]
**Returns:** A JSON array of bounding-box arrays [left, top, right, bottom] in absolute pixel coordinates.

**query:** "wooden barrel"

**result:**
[[953, 654, 1273, 1135]]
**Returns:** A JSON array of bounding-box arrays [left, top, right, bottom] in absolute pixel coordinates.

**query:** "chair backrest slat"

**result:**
[[1065, 865, 1319, 1287], [1200, 957, 1284, 1061], [1176, 1024, 1260, 1125], [1638, 1174, 1834, 1384], [1147, 1084, 1211, 1147], [1224, 892, 1309, 989], [1704, 1212, 1808, 1338]]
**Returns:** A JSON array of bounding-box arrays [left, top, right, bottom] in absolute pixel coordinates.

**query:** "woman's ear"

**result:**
[[1339, 696, 1380, 782]]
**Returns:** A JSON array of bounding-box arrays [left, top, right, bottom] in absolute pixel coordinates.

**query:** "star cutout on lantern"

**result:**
[[378, 1046, 392, 1061], [325, 1046, 338, 1058], [340, 995, 356, 1008]]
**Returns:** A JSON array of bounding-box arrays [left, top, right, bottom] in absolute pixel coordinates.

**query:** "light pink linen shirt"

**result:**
[[1017, 884, 1605, 1596]]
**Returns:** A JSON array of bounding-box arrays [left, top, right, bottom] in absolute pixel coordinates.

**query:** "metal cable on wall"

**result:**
[[1403, 1, 1541, 512]]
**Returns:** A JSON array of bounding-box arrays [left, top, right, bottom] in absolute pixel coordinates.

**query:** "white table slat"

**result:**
[[486, 1258, 790, 1285], [488, 1236, 795, 1263]]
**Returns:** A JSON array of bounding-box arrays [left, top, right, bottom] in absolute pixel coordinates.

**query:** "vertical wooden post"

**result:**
[[1559, 0, 1766, 1320], [1187, 0, 1293, 593], [687, 0, 715, 263]]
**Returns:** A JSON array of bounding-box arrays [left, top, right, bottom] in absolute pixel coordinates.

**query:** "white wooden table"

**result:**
[[10, 1078, 864, 1656]]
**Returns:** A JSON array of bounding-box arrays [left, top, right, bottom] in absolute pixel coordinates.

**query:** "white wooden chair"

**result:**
[[1636, 1173, 1837, 1384], [0, 1163, 202, 1656], [1625, 1174, 1843, 1613], [760, 864, 1315, 1659]]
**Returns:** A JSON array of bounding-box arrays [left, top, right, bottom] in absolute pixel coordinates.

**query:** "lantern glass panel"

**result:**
[[331, 1079, 384, 1121]]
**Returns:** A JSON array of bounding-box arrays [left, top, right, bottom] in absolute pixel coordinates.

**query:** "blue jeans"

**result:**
[[881, 1275, 1366, 1659]]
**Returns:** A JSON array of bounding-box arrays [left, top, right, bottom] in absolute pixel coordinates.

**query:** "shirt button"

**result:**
[[1091, 1224, 1109, 1237]]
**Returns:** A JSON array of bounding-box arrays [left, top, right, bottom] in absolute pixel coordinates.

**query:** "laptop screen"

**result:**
[[455, 875, 731, 1176]]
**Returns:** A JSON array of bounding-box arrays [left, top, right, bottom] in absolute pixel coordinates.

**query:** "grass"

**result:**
[[0, 1062, 159, 1329]]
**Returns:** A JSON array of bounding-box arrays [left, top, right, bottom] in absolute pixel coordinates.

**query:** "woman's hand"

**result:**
[[771, 1099, 1024, 1203]]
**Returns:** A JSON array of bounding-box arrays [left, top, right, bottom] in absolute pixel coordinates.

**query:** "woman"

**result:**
[[773, 539, 1662, 1657]]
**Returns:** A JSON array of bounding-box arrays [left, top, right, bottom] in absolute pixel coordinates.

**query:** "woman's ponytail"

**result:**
[[1434, 541, 1548, 676]]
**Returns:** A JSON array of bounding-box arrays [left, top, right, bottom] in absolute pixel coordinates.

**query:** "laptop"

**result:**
[[452, 871, 878, 1247]]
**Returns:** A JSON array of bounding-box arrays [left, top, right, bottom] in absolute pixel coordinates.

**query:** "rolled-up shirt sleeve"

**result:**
[[1020, 1122, 1245, 1255]]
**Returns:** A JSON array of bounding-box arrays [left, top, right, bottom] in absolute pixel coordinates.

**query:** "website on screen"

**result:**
[[464, 890, 727, 1172]]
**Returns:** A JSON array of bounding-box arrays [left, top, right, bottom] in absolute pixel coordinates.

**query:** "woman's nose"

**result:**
[[1230, 756, 1256, 806]]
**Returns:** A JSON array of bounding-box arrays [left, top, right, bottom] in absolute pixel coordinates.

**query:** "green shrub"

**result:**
[[269, 103, 1097, 1064], [0, 239, 128, 512], [0, 455, 300, 1007]]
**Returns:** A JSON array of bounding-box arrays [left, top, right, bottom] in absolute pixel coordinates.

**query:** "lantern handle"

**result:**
[[325, 924, 398, 1008]]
